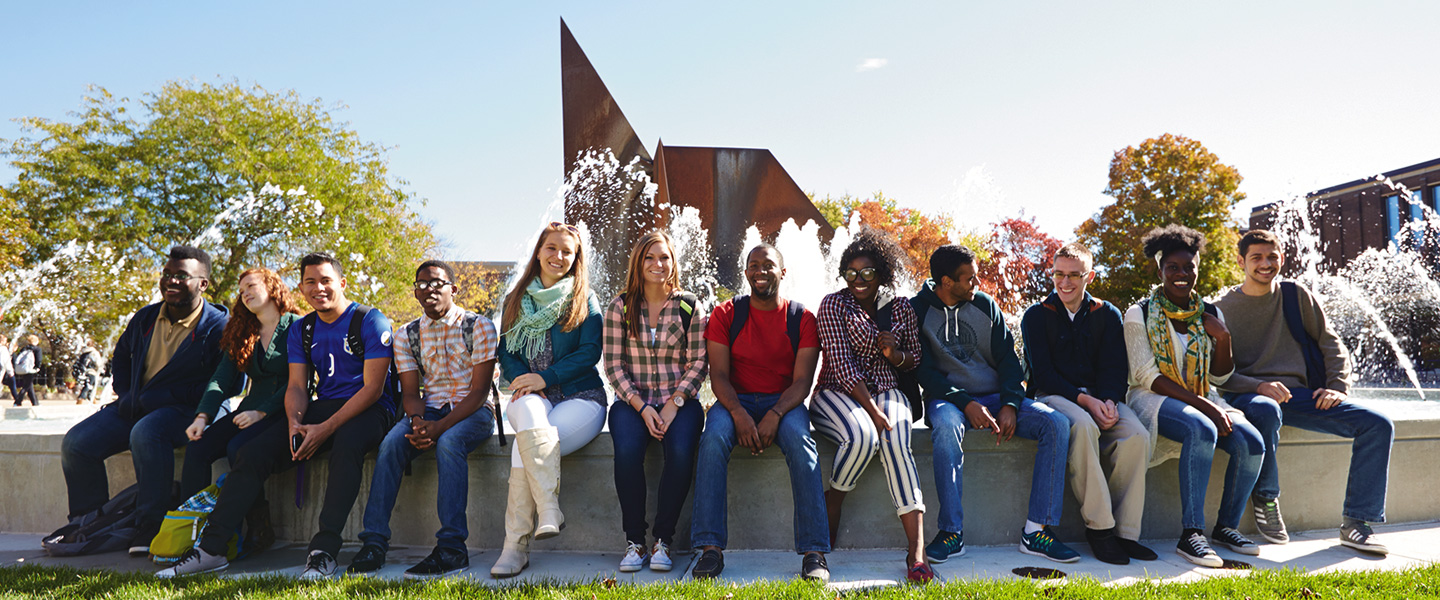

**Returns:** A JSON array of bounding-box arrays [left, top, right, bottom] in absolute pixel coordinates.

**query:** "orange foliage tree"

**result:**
[[812, 192, 955, 289], [978, 216, 1064, 315]]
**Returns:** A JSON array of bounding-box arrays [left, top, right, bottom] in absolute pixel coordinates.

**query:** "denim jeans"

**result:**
[[359, 404, 495, 551], [1226, 388, 1393, 523], [1155, 397, 1264, 530], [927, 394, 1069, 533], [610, 399, 703, 545], [60, 404, 192, 530], [178, 412, 282, 499], [690, 393, 829, 553]]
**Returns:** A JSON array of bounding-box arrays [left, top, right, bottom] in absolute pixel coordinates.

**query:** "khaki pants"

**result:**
[[1036, 394, 1149, 540]]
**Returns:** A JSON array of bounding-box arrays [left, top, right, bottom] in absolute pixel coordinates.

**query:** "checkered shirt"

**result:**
[[394, 304, 498, 409], [816, 290, 921, 395], [602, 292, 709, 406]]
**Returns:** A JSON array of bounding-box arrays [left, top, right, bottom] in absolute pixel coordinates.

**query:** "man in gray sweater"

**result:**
[[1214, 229, 1393, 555]]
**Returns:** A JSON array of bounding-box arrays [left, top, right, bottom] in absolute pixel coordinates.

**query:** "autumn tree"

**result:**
[[812, 192, 955, 289], [979, 216, 1063, 315], [451, 261, 514, 318], [1076, 133, 1244, 307], [1, 80, 437, 342]]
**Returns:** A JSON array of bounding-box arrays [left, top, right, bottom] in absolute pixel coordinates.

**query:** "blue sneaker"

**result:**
[[1020, 527, 1080, 563], [924, 530, 965, 563]]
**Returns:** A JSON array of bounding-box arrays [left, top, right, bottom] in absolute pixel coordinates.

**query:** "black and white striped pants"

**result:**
[[810, 388, 925, 515]]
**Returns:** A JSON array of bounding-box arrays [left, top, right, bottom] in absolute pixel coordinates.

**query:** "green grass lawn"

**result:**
[[2, 564, 1438, 599]]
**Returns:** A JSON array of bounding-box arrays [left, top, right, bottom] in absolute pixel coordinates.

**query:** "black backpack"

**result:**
[[727, 295, 803, 353], [300, 304, 399, 416], [618, 291, 697, 333], [1279, 281, 1327, 390], [41, 483, 169, 556]]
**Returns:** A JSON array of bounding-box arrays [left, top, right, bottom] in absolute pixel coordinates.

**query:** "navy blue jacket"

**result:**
[[498, 290, 605, 397], [1019, 292, 1128, 403], [111, 301, 229, 418]]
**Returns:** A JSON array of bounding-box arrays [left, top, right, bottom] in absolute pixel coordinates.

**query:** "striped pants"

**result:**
[[810, 388, 925, 515]]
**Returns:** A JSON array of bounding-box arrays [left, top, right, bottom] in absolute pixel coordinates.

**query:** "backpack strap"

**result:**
[[676, 292, 696, 332], [1280, 281, 1327, 389], [301, 312, 318, 398], [875, 298, 895, 332], [405, 319, 424, 378], [347, 304, 373, 357], [785, 300, 804, 355], [728, 296, 751, 347]]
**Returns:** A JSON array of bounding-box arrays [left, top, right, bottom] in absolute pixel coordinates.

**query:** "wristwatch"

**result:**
[[672, 395, 685, 408]]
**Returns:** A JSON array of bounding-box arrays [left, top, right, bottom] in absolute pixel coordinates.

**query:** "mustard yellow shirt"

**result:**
[[140, 302, 204, 388]]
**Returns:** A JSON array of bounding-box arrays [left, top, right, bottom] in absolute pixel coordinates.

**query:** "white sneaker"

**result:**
[[619, 542, 647, 572], [155, 548, 228, 578], [649, 540, 672, 572], [300, 550, 338, 580]]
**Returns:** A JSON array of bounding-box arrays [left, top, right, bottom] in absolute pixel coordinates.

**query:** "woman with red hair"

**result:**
[[178, 268, 302, 502]]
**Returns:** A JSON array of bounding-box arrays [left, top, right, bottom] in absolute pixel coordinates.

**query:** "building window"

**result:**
[[1411, 188, 1427, 246], [1386, 195, 1400, 248]]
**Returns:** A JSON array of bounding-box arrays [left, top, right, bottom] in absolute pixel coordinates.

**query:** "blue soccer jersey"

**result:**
[[288, 302, 394, 404]]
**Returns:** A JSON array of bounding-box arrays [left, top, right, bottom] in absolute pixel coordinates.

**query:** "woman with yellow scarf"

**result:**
[[1120, 225, 1267, 568]]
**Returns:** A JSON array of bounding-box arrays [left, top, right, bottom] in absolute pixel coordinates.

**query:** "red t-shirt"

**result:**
[[704, 298, 820, 395]]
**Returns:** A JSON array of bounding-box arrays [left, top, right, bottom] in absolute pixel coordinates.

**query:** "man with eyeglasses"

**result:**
[[1020, 242, 1154, 565], [346, 260, 498, 578], [60, 245, 229, 557]]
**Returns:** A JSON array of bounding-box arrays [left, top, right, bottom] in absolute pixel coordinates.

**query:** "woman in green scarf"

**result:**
[[1120, 224, 1266, 568], [490, 222, 608, 578]]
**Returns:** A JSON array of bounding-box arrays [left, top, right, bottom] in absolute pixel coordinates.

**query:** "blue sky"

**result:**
[[3, 1, 1437, 261]]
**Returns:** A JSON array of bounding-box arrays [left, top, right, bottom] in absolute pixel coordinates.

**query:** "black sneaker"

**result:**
[[405, 546, 469, 579], [346, 544, 387, 574], [691, 549, 724, 579], [1252, 495, 1289, 544], [1084, 528, 1129, 565], [1340, 521, 1389, 555], [800, 552, 829, 582], [924, 530, 965, 563], [1116, 537, 1157, 561], [129, 519, 162, 558], [1211, 526, 1260, 556], [1176, 529, 1222, 567]]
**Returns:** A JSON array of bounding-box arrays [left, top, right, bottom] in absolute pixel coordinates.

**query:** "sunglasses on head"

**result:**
[[549, 221, 580, 233]]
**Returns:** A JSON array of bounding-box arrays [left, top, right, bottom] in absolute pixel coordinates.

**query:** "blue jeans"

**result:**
[[691, 393, 829, 553], [927, 394, 1069, 533], [359, 404, 495, 551], [610, 399, 703, 545], [1226, 388, 1392, 522], [61, 404, 192, 529], [1156, 397, 1264, 530]]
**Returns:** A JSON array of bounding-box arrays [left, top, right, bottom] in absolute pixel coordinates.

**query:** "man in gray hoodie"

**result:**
[[912, 245, 1077, 564]]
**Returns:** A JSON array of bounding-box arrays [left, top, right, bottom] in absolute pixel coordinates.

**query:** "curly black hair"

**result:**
[[838, 227, 908, 288], [1140, 224, 1207, 265]]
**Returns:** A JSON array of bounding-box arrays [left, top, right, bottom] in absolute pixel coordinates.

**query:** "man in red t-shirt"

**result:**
[[689, 244, 829, 582]]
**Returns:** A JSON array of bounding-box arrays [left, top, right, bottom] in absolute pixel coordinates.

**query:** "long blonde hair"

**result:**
[[622, 231, 682, 339], [500, 223, 591, 333]]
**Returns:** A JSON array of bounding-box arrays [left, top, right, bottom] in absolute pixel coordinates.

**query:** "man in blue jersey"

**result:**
[[160, 252, 395, 579]]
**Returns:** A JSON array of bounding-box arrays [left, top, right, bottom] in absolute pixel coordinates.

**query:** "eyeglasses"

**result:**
[[413, 279, 454, 291], [160, 272, 203, 284], [1051, 271, 1091, 282], [842, 268, 878, 283], [549, 221, 580, 233]]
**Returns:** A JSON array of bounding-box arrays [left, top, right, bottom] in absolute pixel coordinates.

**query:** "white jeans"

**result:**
[[506, 393, 606, 468]]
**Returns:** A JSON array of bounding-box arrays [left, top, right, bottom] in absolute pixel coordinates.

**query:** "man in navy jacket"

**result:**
[[60, 246, 228, 556]]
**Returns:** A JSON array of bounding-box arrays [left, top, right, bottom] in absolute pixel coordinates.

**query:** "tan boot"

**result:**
[[517, 427, 565, 540], [490, 468, 535, 578]]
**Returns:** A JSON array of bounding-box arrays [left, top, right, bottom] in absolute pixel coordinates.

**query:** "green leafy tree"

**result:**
[[1076, 133, 1244, 307], [1, 80, 436, 329]]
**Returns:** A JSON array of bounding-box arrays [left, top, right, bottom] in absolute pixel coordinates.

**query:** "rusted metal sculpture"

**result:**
[[561, 19, 833, 290]]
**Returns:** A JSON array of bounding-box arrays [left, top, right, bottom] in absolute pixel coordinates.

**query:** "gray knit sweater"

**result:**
[[1212, 281, 1353, 394]]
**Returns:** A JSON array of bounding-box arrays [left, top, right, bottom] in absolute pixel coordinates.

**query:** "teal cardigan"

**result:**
[[498, 290, 605, 396], [195, 312, 300, 419]]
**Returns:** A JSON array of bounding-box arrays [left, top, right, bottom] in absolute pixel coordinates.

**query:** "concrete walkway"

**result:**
[[3, 521, 1435, 589]]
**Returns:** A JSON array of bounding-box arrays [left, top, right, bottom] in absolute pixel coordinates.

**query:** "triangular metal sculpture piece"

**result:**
[[562, 19, 833, 291]]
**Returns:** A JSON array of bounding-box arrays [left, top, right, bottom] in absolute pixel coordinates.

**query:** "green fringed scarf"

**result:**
[[1144, 286, 1212, 397], [503, 276, 574, 361]]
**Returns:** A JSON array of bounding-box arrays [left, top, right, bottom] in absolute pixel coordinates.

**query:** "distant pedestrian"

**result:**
[[0, 334, 15, 401], [72, 340, 104, 404], [13, 334, 44, 406]]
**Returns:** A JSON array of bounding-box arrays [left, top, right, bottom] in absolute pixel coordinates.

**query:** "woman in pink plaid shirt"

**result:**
[[810, 228, 932, 583], [602, 231, 709, 573]]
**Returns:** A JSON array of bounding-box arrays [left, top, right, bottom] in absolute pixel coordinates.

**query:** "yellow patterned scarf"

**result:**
[[1144, 286, 1212, 396]]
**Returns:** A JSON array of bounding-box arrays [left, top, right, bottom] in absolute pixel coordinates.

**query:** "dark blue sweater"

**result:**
[[1019, 292, 1128, 403], [111, 301, 229, 418]]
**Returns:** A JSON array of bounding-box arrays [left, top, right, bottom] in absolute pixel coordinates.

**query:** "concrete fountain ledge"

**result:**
[[0, 399, 1435, 551]]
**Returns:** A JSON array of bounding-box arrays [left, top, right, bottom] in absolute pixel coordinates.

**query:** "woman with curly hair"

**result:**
[[810, 229, 932, 582], [179, 267, 302, 500], [1122, 224, 1266, 567]]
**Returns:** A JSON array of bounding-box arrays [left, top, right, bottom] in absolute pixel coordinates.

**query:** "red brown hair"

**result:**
[[219, 267, 302, 369]]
